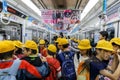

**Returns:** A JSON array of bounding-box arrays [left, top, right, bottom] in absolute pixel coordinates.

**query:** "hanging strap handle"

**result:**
[[1, 0, 11, 24]]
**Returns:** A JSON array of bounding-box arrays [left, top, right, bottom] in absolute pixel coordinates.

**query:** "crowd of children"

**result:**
[[0, 31, 120, 80]]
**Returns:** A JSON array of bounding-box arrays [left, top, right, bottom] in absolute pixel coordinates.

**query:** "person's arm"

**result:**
[[21, 60, 42, 78], [109, 54, 119, 72], [95, 75, 99, 80], [100, 54, 120, 80], [57, 67, 62, 78], [106, 56, 117, 72], [54, 60, 62, 78]]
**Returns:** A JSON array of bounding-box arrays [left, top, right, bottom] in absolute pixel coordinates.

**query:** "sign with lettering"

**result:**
[[0, 2, 27, 19]]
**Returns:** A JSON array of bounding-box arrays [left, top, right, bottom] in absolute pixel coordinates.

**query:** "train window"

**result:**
[[0, 34, 3, 40], [0, 22, 22, 41], [32, 30, 38, 43], [106, 27, 114, 41]]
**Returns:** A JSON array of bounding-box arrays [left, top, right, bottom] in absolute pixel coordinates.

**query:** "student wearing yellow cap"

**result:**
[[45, 44, 61, 80], [57, 38, 77, 80], [0, 40, 44, 79], [54, 37, 62, 53], [101, 38, 120, 80], [13, 40, 24, 59], [110, 38, 120, 79], [90, 40, 120, 80], [21, 40, 50, 80], [77, 39, 91, 80], [77, 39, 92, 61], [38, 39, 47, 57]]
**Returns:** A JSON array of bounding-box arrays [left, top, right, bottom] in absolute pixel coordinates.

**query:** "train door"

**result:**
[[38, 31, 43, 39], [118, 21, 120, 37], [106, 23, 116, 40], [0, 22, 22, 41], [0, 30, 5, 40], [106, 27, 114, 40], [25, 29, 32, 41], [32, 30, 37, 43]]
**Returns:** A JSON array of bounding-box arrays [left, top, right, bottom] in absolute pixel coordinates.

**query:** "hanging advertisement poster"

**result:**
[[41, 9, 80, 33]]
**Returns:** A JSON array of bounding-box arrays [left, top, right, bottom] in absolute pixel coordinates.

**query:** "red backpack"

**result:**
[[45, 62, 57, 80], [49, 64, 57, 80]]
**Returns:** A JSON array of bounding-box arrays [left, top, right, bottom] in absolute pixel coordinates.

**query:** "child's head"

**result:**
[[78, 39, 91, 56], [96, 40, 114, 60], [110, 38, 120, 52], [39, 39, 45, 48], [55, 38, 61, 47], [13, 40, 23, 54], [0, 40, 15, 60], [47, 44, 57, 57], [23, 40, 38, 56], [60, 38, 69, 50]]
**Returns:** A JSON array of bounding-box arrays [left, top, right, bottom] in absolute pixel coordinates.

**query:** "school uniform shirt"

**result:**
[[46, 57, 61, 80], [90, 57, 109, 80], [0, 60, 42, 80]]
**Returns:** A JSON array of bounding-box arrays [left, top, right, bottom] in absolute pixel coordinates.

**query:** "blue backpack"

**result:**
[[0, 59, 21, 80], [59, 51, 76, 80], [36, 62, 51, 78]]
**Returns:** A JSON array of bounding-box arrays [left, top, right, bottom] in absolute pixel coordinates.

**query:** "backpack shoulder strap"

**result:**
[[62, 51, 74, 59], [9, 59, 21, 76], [0, 59, 21, 76], [77, 61, 85, 74], [69, 51, 74, 58], [84, 56, 99, 71], [59, 52, 65, 62]]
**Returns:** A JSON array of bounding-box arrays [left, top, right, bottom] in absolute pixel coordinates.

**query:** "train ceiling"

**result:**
[[32, 0, 89, 11]]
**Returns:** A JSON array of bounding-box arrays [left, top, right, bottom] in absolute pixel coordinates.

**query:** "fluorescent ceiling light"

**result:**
[[81, 0, 99, 20], [21, 0, 41, 16]]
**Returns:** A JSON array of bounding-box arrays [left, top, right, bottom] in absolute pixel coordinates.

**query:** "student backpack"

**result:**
[[36, 62, 51, 78], [77, 56, 100, 80], [77, 61, 89, 80], [47, 63, 57, 80], [21, 56, 51, 79], [59, 51, 76, 80], [0, 59, 21, 80]]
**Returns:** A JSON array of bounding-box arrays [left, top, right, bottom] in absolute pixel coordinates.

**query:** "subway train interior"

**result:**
[[0, 0, 120, 43], [0, 0, 120, 80]]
